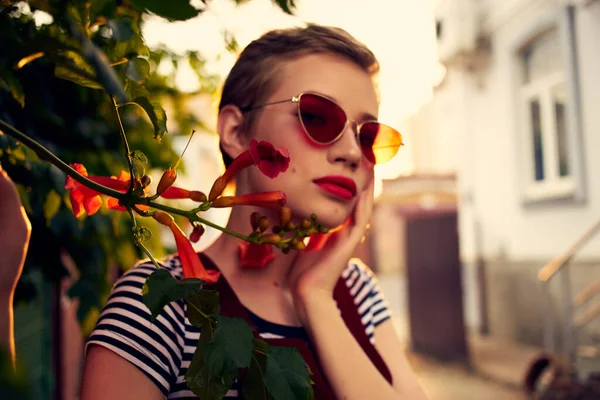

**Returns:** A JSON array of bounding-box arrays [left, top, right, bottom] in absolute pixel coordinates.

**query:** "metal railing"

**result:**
[[538, 219, 600, 375]]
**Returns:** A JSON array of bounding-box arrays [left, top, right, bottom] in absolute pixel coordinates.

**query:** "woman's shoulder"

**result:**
[[340, 258, 391, 342], [341, 258, 379, 287], [86, 254, 190, 395]]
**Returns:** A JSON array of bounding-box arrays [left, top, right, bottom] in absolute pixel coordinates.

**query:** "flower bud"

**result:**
[[294, 241, 306, 251], [156, 168, 177, 195], [280, 206, 291, 227], [291, 237, 300, 247], [212, 192, 286, 208], [189, 225, 205, 243], [258, 216, 270, 232], [141, 175, 152, 188], [189, 191, 207, 202], [319, 226, 329, 234], [284, 221, 297, 231], [272, 225, 282, 234], [211, 196, 234, 208], [261, 233, 281, 244], [152, 211, 174, 227], [311, 213, 318, 221], [250, 212, 260, 231], [300, 219, 313, 230], [208, 176, 227, 201]]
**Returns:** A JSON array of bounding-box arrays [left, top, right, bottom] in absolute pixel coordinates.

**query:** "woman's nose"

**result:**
[[327, 121, 362, 168]]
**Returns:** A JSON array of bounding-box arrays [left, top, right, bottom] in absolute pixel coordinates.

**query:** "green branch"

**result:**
[[112, 96, 135, 194], [144, 200, 251, 242], [0, 119, 125, 199], [0, 119, 254, 243]]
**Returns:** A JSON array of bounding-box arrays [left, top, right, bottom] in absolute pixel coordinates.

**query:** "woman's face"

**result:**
[[240, 53, 378, 228]]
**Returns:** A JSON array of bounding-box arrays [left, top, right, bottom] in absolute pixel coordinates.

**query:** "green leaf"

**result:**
[[223, 31, 239, 54], [204, 316, 254, 376], [243, 340, 274, 400], [272, 0, 296, 15], [54, 50, 104, 90], [187, 51, 205, 72], [107, 19, 134, 41], [43, 190, 62, 224], [131, 0, 201, 21], [131, 149, 148, 179], [132, 97, 168, 141], [141, 268, 203, 320], [186, 316, 253, 399], [111, 28, 149, 60], [264, 347, 314, 400], [186, 289, 220, 327], [0, 65, 25, 107], [186, 319, 233, 399], [15, 184, 33, 215], [125, 57, 150, 83], [125, 79, 150, 100], [80, 40, 128, 102]]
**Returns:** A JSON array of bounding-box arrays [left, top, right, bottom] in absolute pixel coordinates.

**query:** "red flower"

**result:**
[[65, 164, 129, 217], [160, 187, 207, 202], [156, 168, 177, 196], [238, 242, 276, 269], [249, 139, 290, 179], [189, 225, 205, 243], [106, 171, 134, 211], [209, 139, 290, 200], [211, 191, 287, 208], [170, 221, 220, 283], [153, 212, 220, 283]]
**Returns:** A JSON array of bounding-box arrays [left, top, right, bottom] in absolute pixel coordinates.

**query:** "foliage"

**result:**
[[143, 270, 313, 399], [0, 1, 318, 399], [0, 0, 219, 326]]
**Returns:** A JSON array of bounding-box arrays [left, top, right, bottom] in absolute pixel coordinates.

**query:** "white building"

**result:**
[[409, 0, 600, 352]]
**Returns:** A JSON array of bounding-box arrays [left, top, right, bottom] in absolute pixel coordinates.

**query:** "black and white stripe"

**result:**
[[86, 256, 391, 399]]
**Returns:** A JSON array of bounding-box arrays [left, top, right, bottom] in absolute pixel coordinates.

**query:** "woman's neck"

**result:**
[[202, 204, 298, 291]]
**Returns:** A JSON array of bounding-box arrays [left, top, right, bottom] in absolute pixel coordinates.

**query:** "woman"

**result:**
[[3, 24, 428, 399]]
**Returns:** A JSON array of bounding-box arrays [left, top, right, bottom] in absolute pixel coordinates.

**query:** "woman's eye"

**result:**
[[300, 112, 326, 126]]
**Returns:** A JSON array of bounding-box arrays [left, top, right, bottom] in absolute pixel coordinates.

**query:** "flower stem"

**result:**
[[145, 200, 251, 242], [0, 118, 126, 199], [138, 241, 162, 270], [112, 97, 135, 193], [0, 118, 255, 244], [127, 207, 162, 270]]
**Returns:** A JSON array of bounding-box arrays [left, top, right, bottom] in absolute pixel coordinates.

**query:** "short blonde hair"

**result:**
[[218, 24, 379, 167]]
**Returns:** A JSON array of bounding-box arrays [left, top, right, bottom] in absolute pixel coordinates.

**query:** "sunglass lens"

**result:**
[[359, 122, 403, 164], [298, 94, 346, 143]]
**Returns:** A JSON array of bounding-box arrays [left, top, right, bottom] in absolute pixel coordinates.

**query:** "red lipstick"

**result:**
[[313, 175, 357, 200]]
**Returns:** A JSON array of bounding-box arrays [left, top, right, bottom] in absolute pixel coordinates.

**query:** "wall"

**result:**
[[409, 0, 600, 344]]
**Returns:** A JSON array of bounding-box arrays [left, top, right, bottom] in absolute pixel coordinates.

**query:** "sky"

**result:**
[[142, 0, 442, 180]]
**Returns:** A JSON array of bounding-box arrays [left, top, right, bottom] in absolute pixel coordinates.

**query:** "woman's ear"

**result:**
[[218, 105, 247, 161]]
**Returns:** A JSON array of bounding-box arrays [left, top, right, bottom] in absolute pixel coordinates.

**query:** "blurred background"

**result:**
[[2, 0, 600, 399]]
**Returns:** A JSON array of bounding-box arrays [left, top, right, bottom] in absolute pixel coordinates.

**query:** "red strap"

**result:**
[[334, 278, 393, 384]]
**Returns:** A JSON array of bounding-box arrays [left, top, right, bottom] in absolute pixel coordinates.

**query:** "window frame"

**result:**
[[512, 6, 586, 205], [519, 69, 574, 201]]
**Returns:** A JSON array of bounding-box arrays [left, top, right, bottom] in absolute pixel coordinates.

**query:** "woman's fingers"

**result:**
[[348, 177, 375, 244]]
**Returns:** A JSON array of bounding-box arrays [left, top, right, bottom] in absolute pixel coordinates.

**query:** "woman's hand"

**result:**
[[288, 177, 374, 322], [0, 162, 31, 296]]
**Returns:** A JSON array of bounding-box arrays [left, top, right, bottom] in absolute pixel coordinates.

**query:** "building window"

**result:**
[[519, 28, 574, 201]]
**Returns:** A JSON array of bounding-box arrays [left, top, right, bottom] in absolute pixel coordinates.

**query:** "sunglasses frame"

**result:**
[[240, 92, 403, 164]]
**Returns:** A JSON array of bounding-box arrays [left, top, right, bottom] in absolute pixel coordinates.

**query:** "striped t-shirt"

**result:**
[[86, 255, 391, 399]]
